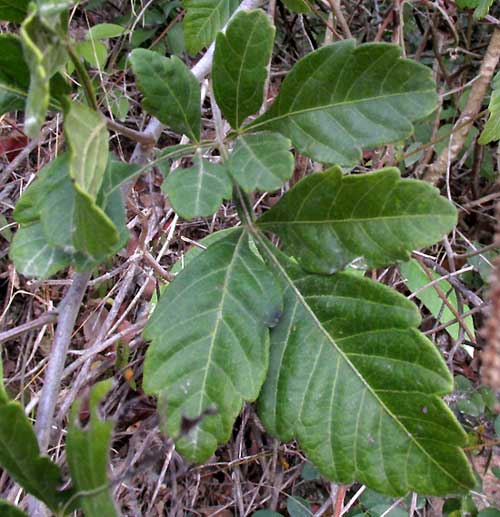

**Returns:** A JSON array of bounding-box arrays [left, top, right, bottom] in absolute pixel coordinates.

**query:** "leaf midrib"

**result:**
[[254, 230, 468, 491]]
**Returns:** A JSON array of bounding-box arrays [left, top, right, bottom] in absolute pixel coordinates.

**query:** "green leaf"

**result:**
[[257, 168, 457, 274], [251, 511, 283, 517], [400, 259, 474, 342], [0, 501, 29, 517], [212, 9, 274, 129], [248, 41, 437, 165], [183, 0, 240, 55], [67, 380, 118, 517], [479, 72, 500, 144], [281, 0, 310, 13], [0, 360, 73, 511], [37, 0, 73, 26], [287, 496, 311, 517], [473, 0, 494, 19], [10, 223, 72, 278], [478, 510, 500, 517], [0, 0, 29, 22], [143, 230, 282, 461], [163, 156, 232, 219], [130, 50, 201, 142], [228, 132, 294, 192], [65, 102, 109, 199], [86, 23, 128, 40], [75, 40, 108, 69], [255, 239, 475, 496], [20, 5, 67, 136]]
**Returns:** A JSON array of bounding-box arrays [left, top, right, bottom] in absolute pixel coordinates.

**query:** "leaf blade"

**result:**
[[257, 168, 457, 274], [212, 9, 275, 129]]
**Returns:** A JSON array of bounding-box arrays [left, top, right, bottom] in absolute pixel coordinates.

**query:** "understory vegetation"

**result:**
[[0, 0, 500, 515]]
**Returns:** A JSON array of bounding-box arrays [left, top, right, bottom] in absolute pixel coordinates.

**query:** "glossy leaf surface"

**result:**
[[249, 41, 437, 165], [228, 132, 294, 192], [257, 168, 457, 274], [255, 240, 475, 496], [163, 156, 232, 219], [183, 0, 240, 54], [130, 50, 201, 141], [212, 9, 274, 129], [143, 230, 282, 461], [67, 380, 117, 517]]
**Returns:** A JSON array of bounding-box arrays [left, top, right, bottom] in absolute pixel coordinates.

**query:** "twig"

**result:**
[[34, 271, 92, 452], [424, 27, 500, 184], [326, 0, 352, 38], [0, 311, 58, 345]]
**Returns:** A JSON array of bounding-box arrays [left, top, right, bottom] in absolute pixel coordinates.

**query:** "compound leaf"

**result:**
[[10, 222, 72, 278], [183, 0, 240, 55], [0, 360, 73, 511], [255, 239, 475, 496], [67, 380, 118, 517], [0, 0, 29, 22], [479, 72, 500, 144], [257, 168, 457, 274], [130, 50, 201, 142], [248, 41, 437, 165], [213, 9, 274, 129], [228, 132, 294, 192], [163, 156, 232, 219], [143, 230, 282, 462], [65, 103, 109, 199]]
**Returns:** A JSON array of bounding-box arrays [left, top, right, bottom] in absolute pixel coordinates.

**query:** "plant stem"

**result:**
[[35, 271, 92, 452], [65, 39, 98, 111]]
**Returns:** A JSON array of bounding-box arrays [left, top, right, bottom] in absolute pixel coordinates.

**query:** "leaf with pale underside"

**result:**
[[67, 380, 118, 517], [65, 103, 109, 199], [255, 238, 475, 496], [130, 50, 201, 142], [257, 168, 457, 274], [212, 9, 274, 129], [163, 156, 232, 219], [10, 222, 72, 278], [248, 40, 437, 165], [20, 6, 67, 136], [183, 0, 240, 55], [228, 132, 294, 192], [479, 72, 500, 144], [143, 230, 282, 462], [0, 359, 74, 511]]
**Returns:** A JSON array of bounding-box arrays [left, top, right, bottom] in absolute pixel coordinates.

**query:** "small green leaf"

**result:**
[[86, 23, 128, 40], [228, 132, 294, 192], [251, 511, 283, 517], [255, 238, 475, 496], [0, 359, 73, 511], [37, 0, 73, 26], [478, 510, 500, 517], [130, 50, 201, 142], [281, 0, 310, 12], [67, 380, 118, 517], [75, 40, 108, 69], [495, 415, 500, 438], [10, 223, 72, 278], [473, 0, 495, 19], [213, 9, 275, 129], [20, 5, 67, 136], [401, 259, 474, 342], [257, 168, 457, 274], [301, 462, 320, 481], [183, 0, 240, 55], [143, 230, 282, 462], [163, 156, 232, 219], [248, 41, 437, 165], [0, 500, 29, 517], [65, 102, 109, 198], [0, 0, 29, 22], [479, 72, 500, 144], [287, 496, 311, 517]]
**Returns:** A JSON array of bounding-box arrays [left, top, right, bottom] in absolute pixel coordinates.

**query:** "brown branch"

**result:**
[[0, 311, 58, 345], [424, 27, 500, 184]]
